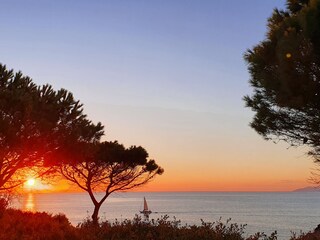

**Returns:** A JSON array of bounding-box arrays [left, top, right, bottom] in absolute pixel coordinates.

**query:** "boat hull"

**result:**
[[140, 210, 152, 214]]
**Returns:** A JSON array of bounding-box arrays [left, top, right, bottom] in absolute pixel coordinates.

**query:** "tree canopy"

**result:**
[[0, 64, 104, 190], [59, 140, 164, 224], [0, 63, 164, 224], [244, 0, 320, 158]]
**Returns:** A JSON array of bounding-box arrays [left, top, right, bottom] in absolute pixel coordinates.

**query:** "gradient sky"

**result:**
[[0, 0, 315, 191]]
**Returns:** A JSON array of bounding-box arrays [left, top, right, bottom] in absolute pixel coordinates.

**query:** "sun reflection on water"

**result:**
[[24, 193, 36, 212]]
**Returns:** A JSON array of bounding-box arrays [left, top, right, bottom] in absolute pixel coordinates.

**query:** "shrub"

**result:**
[[77, 215, 276, 240], [290, 231, 320, 240], [0, 209, 79, 240], [2, 209, 310, 240], [0, 197, 9, 217]]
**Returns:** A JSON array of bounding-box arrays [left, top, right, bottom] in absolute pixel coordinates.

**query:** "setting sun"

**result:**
[[26, 178, 35, 187]]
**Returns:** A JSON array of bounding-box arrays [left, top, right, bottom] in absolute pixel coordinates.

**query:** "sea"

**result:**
[[12, 192, 320, 239]]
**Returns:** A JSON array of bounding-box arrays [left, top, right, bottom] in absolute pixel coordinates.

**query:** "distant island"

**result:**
[[293, 186, 320, 192]]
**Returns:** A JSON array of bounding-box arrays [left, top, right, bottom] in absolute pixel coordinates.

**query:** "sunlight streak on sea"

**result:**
[[24, 193, 35, 212]]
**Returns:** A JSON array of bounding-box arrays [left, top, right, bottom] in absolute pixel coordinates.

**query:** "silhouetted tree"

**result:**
[[0, 64, 104, 191], [59, 141, 163, 224], [244, 0, 320, 157]]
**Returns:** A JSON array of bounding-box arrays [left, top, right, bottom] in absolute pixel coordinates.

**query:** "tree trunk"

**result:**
[[89, 191, 109, 225], [92, 203, 102, 225]]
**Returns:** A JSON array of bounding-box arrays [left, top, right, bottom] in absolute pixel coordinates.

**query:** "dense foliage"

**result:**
[[244, 0, 320, 157]]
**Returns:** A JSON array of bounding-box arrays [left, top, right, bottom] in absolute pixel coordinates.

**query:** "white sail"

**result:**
[[143, 197, 148, 211], [140, 197, 152, 215]]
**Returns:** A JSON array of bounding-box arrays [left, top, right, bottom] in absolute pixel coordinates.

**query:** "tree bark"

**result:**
[[92, 203, 102, 225]]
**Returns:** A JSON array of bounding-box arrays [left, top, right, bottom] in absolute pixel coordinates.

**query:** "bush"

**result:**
[[290, 231, 320, 240], [77, 215, 276, 240], [0, 209, 78, 240], [0, 197, 9, 217], [1, 209, 314, 240]]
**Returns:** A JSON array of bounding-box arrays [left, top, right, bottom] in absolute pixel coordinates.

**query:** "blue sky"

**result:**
[[1, 0, 284, 113], [1, 0, 313, 191]]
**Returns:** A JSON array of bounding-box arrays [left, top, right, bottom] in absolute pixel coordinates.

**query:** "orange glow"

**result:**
[[24, 173, 310, 193], [27, 154, 312, 193], [19, 154, 312, 193], [19, 139, 313, 193]]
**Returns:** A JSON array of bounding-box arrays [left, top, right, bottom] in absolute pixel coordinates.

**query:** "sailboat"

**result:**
[[140, 197, 152, 215]]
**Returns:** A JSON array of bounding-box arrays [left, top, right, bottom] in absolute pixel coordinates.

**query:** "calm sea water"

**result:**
[[12, 192, 320, 239]]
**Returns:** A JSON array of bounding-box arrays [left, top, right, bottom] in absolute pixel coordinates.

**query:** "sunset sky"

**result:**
[[1, 0, 315, 192]]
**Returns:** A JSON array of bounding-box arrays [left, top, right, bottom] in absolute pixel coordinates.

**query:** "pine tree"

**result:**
[[0, 64, 104, 190], [244, 0, 320, 157]]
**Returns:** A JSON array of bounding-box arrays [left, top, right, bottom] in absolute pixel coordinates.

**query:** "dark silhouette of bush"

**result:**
[[290, 230, 320, 240], [0, 196, 9, 217], [77, 215, 277, 240], [0, 209, 78, 240], [0, 208, 309, 240]]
